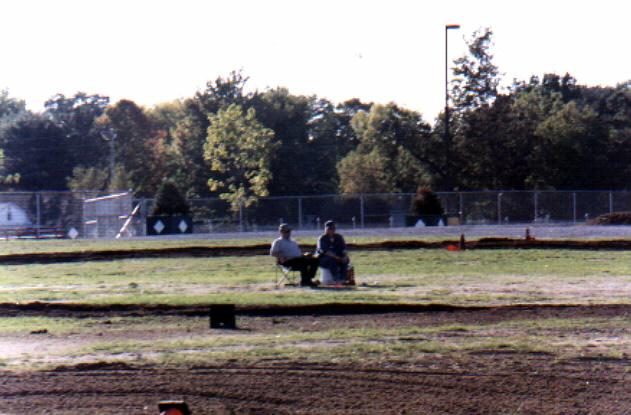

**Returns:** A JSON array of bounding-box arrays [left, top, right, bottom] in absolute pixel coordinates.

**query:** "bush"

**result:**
[[411, 187, 444, 217], [589, 212, 631, 225], [152, 181, 190, 216]]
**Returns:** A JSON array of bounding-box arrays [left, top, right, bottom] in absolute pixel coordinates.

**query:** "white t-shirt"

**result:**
[[270, 237, 302, 260]]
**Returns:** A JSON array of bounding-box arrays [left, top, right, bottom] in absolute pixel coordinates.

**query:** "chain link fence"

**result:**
[[2, 190, 631, 238]]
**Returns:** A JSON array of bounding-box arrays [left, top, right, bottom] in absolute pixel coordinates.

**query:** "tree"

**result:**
[[337, 104, 432, 193], [0, 112, 72, 190], [44, 93, 110, 169], [0, 91, 27, 187], [172, 71, 252, 197], [107, 165, 134, 192], [250, 88, 315, 195], [0, 90, 25, 120], [102, 100, 163, 196], [337, 150, 390, 193], [204, 104, 277, 212], [67, 166, 109, 191], [451, 28, 501, 112], [152, 180, 190, 216], [531, 101, 601, 188]]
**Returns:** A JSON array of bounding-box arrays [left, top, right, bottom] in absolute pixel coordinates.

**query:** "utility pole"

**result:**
[[444, 24, 460, 188], [100, 128, 117, 180]]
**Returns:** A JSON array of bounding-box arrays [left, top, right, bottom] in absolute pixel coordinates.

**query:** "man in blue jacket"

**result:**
[[317, 220, 350, 283]]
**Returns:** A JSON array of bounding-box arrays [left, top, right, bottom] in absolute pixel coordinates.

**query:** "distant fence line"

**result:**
[[1, 190, 631, 238]]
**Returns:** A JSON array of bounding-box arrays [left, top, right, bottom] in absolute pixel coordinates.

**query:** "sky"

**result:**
[[1, 0, 630, 122]]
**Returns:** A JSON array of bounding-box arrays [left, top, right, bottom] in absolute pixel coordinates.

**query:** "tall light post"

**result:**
[[444, 23, 460, 186], [100, 128, 117, 180]]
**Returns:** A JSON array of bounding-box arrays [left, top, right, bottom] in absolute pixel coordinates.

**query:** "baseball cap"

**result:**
[[324, 220, 336, 229], [279, 223, 291, 232]]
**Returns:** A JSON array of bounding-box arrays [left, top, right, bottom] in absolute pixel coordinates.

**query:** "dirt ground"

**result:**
[[2, 304, 631, 414]]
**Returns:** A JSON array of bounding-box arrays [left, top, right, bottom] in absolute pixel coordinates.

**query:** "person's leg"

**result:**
[[306, 256, 319, 280], [338, 261, 349, 282], [282, 257, 312, 286]]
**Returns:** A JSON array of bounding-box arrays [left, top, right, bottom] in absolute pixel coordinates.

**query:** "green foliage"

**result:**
[[152, 180, 190, 216], [103, 100, 166, 197], [451, 27, 501, 111], [0, 89, 26, 119], [171, 71, 252, 197], [338, 104, 431, 193], [3, 56, 631, 195], [44, 93, 110, 169], [204, 104, 277, 212], [0, 112, 72, 190], [107, 165, 133, 192], [67, 166, 109, 191]]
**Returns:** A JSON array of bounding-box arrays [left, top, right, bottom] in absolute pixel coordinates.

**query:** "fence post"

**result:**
[[239, 203, 244, 232], [497, 193, 503, 225], [459, 192, 464, 225], [360, 194, 365, 228], [298, 197, 303, 230], [572, 192, 577, 224], [533, 191, 538, 223], [36, 192, 41, 238], [609, 191, 613, 214]]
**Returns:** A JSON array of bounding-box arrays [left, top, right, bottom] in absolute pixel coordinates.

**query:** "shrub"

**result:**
[[589, 212, 631, 225], [411, 187, 444, 217], [152, 181, 190, 216]]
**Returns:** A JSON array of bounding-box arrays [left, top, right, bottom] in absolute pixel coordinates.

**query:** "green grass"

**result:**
[[2, 249, 631, 305], [3, 244, 631, 371], [9, 314, 628, 370], [0, 234, 457, 256]]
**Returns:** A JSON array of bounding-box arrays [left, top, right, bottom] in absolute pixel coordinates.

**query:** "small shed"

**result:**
[[0, 203, 31, 227]]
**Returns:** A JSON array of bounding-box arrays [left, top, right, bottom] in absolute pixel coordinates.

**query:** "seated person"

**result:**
[[317, 220, 351, 284], [270, 223, 319, 287]]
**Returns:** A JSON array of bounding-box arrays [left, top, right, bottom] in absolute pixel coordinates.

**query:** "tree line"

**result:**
[[1, 28, 630, 208]]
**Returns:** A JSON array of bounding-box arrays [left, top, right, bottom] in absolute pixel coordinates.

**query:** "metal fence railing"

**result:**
[[2, 190, 631, 238], [139, 190, 631, 234]]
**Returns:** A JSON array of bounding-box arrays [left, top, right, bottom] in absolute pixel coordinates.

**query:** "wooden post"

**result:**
[[209, 304, 236, 329]]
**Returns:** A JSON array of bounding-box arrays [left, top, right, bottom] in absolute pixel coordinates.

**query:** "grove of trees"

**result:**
[[1, 28, 631, 204]]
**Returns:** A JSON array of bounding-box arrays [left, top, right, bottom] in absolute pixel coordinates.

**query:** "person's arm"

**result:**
[[321, 235, 346, 262], [318, 235, 335, 258], [339, 235, 349, 263], [270, 240, 284, 263]]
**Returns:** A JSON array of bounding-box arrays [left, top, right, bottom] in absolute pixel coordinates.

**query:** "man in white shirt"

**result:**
[[270, 223, 319, 287]]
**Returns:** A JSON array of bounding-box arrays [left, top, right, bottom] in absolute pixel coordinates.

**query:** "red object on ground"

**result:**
[[447, 245, 459, 251]]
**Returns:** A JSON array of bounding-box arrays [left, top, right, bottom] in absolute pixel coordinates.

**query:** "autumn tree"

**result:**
[[204, 104, 277, 212]]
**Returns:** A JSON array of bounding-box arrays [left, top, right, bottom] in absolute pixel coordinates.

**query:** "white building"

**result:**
[[0, 203, 31, 227]]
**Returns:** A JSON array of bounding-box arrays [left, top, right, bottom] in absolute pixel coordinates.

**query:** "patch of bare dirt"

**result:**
[[1, 354, 630, 414], [3, 304, 631, 413]]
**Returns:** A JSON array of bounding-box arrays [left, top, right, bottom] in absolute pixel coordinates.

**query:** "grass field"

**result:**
[[0, 234, 458, 255], [2, 248, 631, 305], [2, 239, 631, 413]]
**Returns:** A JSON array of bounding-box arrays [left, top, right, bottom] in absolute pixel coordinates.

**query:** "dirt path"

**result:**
[[3, 303, 631, 414], [2, 355, 629, 414]]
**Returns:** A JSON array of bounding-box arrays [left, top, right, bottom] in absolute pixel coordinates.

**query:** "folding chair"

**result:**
[[275, 261, 299, 287]]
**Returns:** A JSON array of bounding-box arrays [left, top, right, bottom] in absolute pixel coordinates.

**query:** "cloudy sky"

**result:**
[[1, 0, 629, 121]]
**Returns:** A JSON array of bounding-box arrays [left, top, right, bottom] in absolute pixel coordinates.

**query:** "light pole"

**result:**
[[444, 24, 460, 187], [100, 128, 117, 180]]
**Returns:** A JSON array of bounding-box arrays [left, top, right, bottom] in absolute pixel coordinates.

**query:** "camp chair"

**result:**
[[275, 260, 299, 287]]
